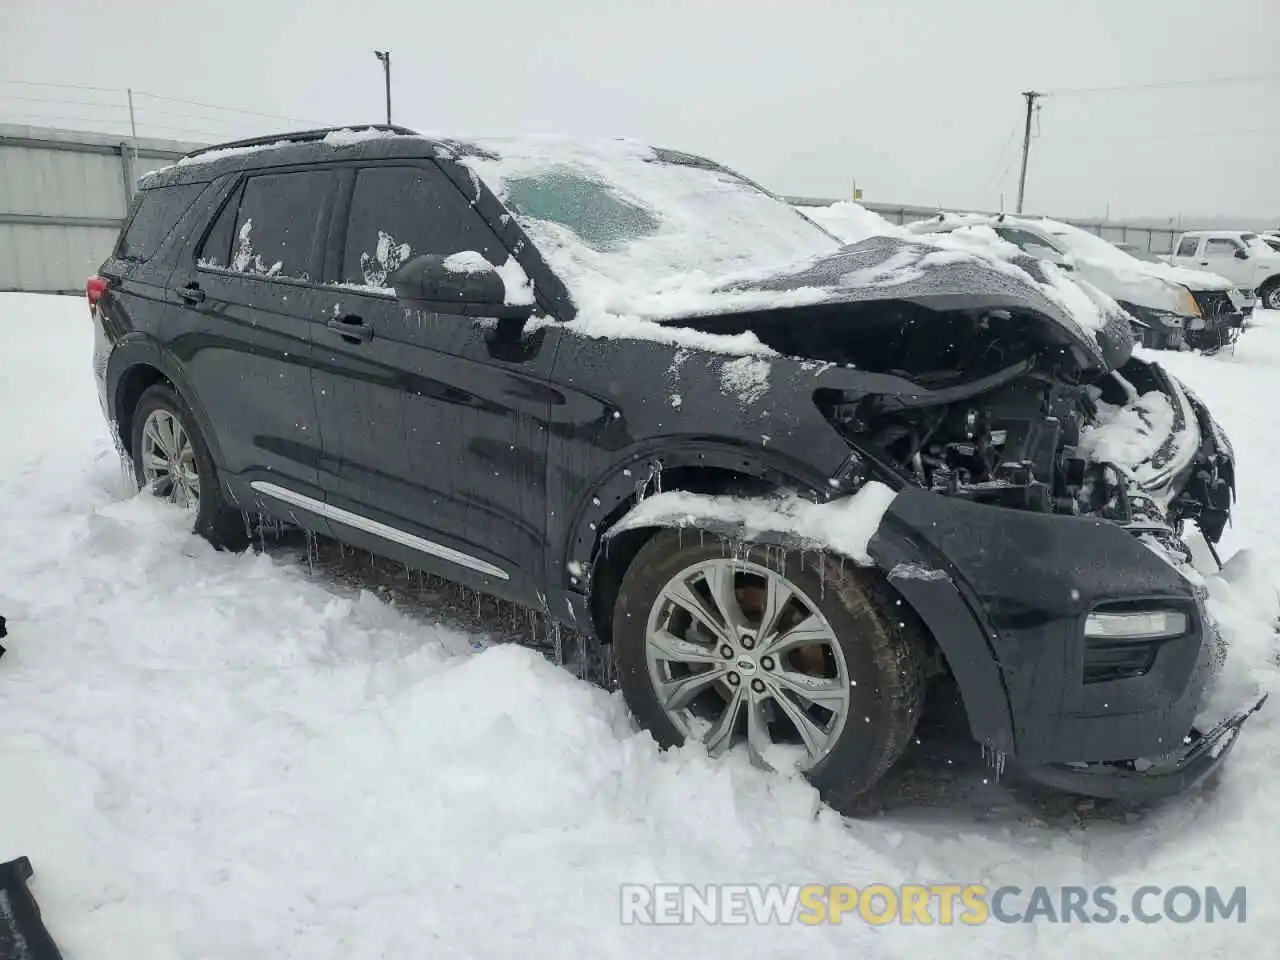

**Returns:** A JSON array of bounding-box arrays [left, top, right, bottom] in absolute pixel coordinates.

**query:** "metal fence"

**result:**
[[786, 196, 1186, 255], [0, 124, 204, 294]]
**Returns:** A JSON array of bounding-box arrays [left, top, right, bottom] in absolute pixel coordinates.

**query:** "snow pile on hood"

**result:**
[[1036, 218, 1234, 292], [791, 204, 1129, 352], [607, 482, 898, 563], [908, 213, 1224, 316]]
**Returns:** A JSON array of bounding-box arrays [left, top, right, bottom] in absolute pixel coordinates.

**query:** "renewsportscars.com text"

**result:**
[[620, 883, 1247, 926]]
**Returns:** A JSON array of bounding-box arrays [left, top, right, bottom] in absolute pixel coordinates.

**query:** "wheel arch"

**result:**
[[567, 444, 830, 650], [572, 450, 1018, 756], [106, 337, 226, 468]]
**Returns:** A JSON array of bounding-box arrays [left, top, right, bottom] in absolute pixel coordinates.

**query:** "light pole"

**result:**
[[374, 50, 392, 125]]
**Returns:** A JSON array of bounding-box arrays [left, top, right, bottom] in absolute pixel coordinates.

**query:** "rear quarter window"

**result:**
[[116, 183, 206, 262]]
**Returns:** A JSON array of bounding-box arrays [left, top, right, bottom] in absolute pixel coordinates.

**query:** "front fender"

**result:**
[[868, 512, 1017, 754]]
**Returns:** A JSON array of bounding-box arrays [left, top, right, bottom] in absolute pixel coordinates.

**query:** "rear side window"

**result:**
[[1176, 237, 1200, 257], [116, 183, 205, 261], [198, 170, 333, 280], [340, 165, 507, 288]]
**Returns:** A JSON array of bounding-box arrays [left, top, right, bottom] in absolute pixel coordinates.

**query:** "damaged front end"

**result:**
[[694, 238, 1256, 798]]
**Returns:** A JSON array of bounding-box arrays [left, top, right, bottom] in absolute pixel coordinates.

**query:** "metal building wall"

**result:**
[[0, 125, 204, 294]]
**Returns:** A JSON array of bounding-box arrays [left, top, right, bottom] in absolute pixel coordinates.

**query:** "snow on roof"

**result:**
[[139, 127, 412, 183]]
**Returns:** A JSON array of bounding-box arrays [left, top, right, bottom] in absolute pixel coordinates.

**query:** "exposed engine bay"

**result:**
[[789, 304, 1237, 562]]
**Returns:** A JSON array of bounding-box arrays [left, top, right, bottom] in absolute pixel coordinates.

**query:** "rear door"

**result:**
[[166, 167, 340, 523], [310, 161, 559, 602]]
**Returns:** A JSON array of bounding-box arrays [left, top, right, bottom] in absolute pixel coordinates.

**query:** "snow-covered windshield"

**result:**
[[454, 138, 841, 308]]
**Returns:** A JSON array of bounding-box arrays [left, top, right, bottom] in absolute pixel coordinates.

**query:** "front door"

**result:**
[[1197, 236, 1252, 288], [311, 162, 558, 602], [167, 168, 341, 523]]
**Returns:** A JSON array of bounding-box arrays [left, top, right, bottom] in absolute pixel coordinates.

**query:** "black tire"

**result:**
[[130, 383, 249, 551], [612, 530, 925, 804], [1259, 279, 1280, 312]]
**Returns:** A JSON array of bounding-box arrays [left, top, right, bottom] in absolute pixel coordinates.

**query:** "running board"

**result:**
[[249, 481, 509, 581]]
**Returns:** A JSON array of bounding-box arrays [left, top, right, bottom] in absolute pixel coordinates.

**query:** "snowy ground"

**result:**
[[1, 292, 1278, 958]]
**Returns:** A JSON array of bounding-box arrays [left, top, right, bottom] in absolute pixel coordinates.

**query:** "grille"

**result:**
[[1191, 290, 1233, 319]]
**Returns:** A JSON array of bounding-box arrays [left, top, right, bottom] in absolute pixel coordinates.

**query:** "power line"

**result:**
[[130, 90, 324, 126], [2, 80, 326, 128], [0, 111, 131, 129], [7, 93, 129, 111], [0, 78, 126, 93], [1047, 71, 1280, 96]]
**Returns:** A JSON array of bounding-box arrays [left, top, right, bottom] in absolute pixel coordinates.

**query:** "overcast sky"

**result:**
[[2, 0, 1276, 220]]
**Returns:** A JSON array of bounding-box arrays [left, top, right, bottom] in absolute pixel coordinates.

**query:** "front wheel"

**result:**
[[130, 383, 248, 550], [1259, 280, 1280, 312], [612, 531, 925, 803]]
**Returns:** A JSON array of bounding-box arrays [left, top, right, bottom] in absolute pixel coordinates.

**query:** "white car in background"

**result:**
[[1170, 231, 1280, 311], [903, 214, 1244, 351]]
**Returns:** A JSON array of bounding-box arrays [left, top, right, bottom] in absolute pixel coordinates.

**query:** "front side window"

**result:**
[[197, 170, 333, 280], [340, 165, 508, 289]]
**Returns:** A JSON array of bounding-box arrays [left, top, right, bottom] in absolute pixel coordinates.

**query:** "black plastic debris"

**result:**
[[0, 857, 64, 960], [0, 614, 6, 659]]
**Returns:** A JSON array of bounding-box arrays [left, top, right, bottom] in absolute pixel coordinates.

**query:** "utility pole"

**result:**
[[127, 88, 137, 140], [1015, 90, 1042, 214], [374, 50, 392, 124]]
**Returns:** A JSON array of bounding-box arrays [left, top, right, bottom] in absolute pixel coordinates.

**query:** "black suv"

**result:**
[[90, 126, 1261, 805]]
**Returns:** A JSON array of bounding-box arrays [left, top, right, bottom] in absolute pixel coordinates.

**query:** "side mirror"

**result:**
[[1234, 248, 1249, 260], [390, 252, 533, 319]]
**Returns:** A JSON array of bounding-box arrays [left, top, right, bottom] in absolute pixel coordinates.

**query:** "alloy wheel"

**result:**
[[644, 557, 852, 772], [140, 408, 201, 509]]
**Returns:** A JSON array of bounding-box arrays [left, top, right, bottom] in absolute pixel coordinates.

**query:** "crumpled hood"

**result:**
[[714, 235, 1135, 373]]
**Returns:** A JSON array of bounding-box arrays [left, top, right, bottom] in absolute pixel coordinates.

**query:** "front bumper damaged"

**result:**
[[1012, 693, 1267, 801]]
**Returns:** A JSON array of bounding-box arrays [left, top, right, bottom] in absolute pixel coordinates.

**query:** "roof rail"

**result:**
[[183, 124, 419, 159]]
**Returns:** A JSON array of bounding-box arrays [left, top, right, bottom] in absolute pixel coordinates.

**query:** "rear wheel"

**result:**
[[130, 384, 248, 550], [612, 531, 925, 802]]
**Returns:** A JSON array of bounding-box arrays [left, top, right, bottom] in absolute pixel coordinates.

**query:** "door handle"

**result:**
[[1199, 261, 1210, 266], [179, 283, 206, 304], [326, 316, 374, 343]]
